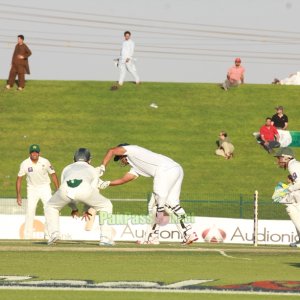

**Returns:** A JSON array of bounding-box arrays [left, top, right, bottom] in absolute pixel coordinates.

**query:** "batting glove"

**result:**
[[97, 164, 106, 177], [98, 179, 110, 190]]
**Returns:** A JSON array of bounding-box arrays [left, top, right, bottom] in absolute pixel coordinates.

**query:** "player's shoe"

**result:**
[[17, 87, 23, 91], [5, 85, 11, 89], [47, 235, 59, 246], [182, 232, 198, 245], [99, 241, 115, 246], [136, 239, 160, 245], [110, 85, 119, 91], [136, 240, 160, 245], [99, 236, 115, 246], [99, 240, 115, 246], [289, 241, 300, 248]]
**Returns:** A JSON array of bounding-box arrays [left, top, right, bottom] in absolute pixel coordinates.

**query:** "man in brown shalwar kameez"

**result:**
[[6, 35, 32, 91]]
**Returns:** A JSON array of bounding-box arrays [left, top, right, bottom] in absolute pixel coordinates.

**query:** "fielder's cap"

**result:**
[[275, 106, 284, 110], [114, 143, 130, 161], [274, 147, 294, 158], [29, 144, 40, 153], [235, 57, 241, 63]]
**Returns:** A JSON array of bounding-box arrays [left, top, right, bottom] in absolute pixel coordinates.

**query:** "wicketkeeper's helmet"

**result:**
[[74, 148, 91, 162], [274, 147, 294, 159]]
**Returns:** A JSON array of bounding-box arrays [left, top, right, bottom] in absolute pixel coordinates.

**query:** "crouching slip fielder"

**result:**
[[98, 144, 198, 245], [45, 148, 114, 246], [274, 147, 300, 247]]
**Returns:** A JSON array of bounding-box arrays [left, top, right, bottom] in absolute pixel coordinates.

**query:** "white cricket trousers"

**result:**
[[142, 166, 194, 243], [153, 165, 184, 209], [285, 191, 300, 237], [118, 61, 140, 85], [45, 181, 113, 242], [25, 184, 52, 239]]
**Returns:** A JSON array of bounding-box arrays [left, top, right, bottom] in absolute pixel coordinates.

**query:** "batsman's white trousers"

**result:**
[[25, 184, 52, 239], [153, 165, 183, 209], [285, 190, 300, 236], [118, 61, 140, 85], [45, 181, 113, 242]]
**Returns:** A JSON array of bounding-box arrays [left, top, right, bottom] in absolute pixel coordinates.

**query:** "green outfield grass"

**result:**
[[1, 80, 300, 218], [0, 241, 299, 299], [0, 291, 289, 300]]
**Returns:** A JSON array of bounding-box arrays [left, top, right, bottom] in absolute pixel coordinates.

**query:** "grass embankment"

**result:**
[[1, 80, 300, 218]]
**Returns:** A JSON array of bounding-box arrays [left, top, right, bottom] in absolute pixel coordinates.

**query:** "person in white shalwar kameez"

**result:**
[[118, 31, 140, 86]]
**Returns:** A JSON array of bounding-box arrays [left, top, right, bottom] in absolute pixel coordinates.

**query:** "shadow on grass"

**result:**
[[288, 263, 300, 268]]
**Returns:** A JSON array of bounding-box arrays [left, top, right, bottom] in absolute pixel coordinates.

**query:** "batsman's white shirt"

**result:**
[[123, 145, 183, 208], [123, 145, 179, 177], [120, 39, 135, 63], [18, 156, 55, 187]]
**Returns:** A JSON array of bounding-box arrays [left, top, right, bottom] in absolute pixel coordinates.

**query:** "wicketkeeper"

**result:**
[[273, 147, 300, 247]]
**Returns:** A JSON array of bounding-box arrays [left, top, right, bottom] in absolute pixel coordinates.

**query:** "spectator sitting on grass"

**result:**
[[215, 131, 234, 159], [271, 106, 288, 130], [221, 57, 245, 91], [258, 117, 280, 153]]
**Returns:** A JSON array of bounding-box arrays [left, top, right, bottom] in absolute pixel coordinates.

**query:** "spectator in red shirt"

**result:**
[[259, 117, 280, 153], [221, 57, 245, 91]]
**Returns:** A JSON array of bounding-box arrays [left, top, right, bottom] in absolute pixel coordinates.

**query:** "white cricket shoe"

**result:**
[[136, 239, 160, 245], [99, 240, 115, 246], [47, 235, 59, 246], [5, 85, 11, 89], [99, 236, 115, 246], [182, 232, 198, 245], [289, 241, 300, 248]]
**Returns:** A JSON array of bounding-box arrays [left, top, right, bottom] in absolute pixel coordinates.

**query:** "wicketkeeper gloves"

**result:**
[[272, 182, 290, 203]]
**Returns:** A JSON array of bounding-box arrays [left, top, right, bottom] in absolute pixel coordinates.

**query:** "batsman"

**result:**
[[97, 143, 198, 245], [274, 147, 300, 247]]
